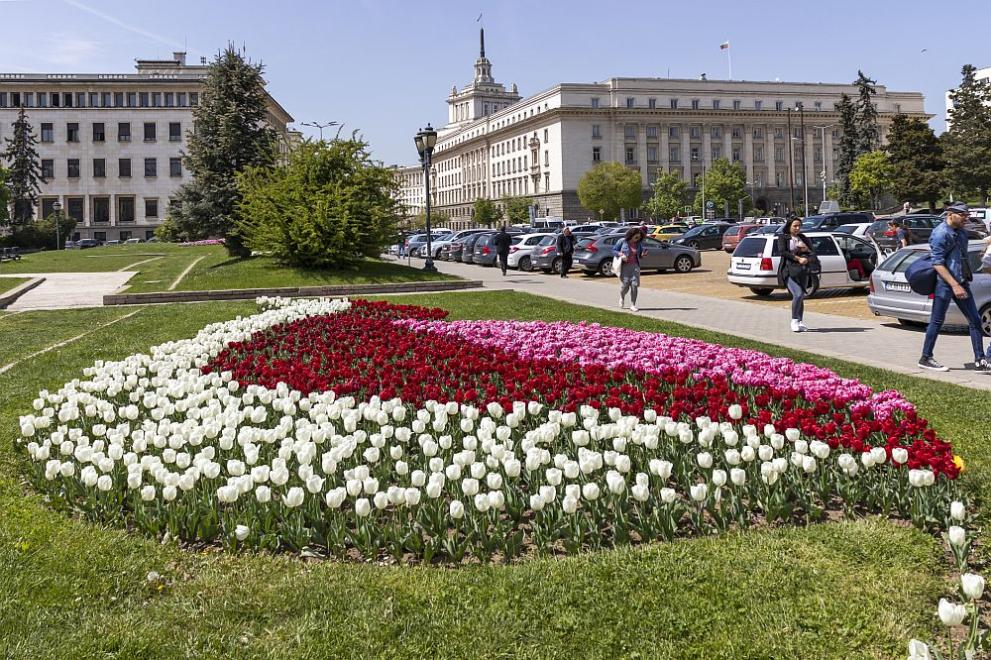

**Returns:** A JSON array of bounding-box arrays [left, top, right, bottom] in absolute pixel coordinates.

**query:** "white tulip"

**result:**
[[487, 490, 504, 510], [325, 487, 345, 509], [950, 501, 966, 522], [730, 468, 746, 487], [461, 478, 479, 497], [306, 475, 325, 494], [234, 525, 250, 541], [696, 452, 713, 469], [659, 487, 676, 504], [728, 404, 742, 420], [449, 500, 465, 519], [948, 526, 967, 547], [355, 498, 371, 517], [711, 469, 727, 487], [582, 482, 601, 501], [545, 468, 563, 486], [163, 485, 177, 502], [961, 573, 985, 600], [907, 639, 931, 660], [649, 459, 673, 480], [891, 447, 909, 464], [690, 483, 708, 502], [140, 485, 156, 501], [282, 487, 305, 508], [473, 493, 490, 513], [255, 485, 272, 503], [561, 496, 579, 514], [373, 491, 389, 510], [631, 484, 649, 502], [724, 449, 741, 466], [937, 598, 967, 626]]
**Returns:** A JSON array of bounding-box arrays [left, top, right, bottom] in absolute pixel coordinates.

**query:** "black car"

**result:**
[[76, 238, 101, 249], [461, 232, 491, 264], [671, 223, 733, 250], [801, 212, 874, 232]]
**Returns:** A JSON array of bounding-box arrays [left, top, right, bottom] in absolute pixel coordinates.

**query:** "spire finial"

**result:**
[[480, 27, 485, 58]]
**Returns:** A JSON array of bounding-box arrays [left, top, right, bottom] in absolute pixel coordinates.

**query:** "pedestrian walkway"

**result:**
[[0, 272, 134, 311], [424, 258, 991, 392]]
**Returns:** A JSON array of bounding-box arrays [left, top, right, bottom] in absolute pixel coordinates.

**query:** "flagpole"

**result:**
[[727, 47, 732, 79]]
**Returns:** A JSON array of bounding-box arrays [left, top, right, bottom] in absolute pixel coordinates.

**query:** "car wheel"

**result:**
[[749, 287, 774, 296], [674, 255, 693, 273], [897, 318, 927, 329], [518, 256, 531, 271], [687, 240, 701, 250], [598, 259, 614, 277], [804, 274, 820, 298], [552, 257, 562, 274], [981, 303, 991, 337]]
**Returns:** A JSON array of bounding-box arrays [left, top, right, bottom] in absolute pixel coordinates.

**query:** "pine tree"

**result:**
[[885, 114, 945, 210], [168, 45, 277, 255], [943, 64, 991, 204], [1, 106, 45, 225], [834, 94, 859, 207], [853, 71, 879, 154]]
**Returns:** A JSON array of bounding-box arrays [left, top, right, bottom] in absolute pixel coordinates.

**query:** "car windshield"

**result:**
[[724, 227, 740, 236], [834, 225, 856, 234], [681, 226, 705, 238], [538, 235, 556, 246], [734, 237, 767, 258]]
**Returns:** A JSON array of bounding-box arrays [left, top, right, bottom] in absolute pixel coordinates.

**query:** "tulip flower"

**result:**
[[937, 598, 967, 626], [961, 573, 985, 600], [690, 484, 708, 502], [235, 525, 250, 541], [950, 501, 966, 522], [283, 487, 305, 508], [948, 526, 967, 547]]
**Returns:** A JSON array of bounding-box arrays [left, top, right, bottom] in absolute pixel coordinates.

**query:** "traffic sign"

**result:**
[[705, 201, 715, 210]]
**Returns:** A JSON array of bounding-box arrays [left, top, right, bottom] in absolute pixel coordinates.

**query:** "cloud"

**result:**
[[62, 0, 192, 53], [41, 34, 101, 66]]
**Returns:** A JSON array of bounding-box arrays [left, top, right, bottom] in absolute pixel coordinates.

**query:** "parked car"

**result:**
[[755, 224, 784, 235], [867, 241, 990, 333], [650, 225, 689, 241], [727, 231, 881, 297], [671, 223, 733, 250], [76, 238, 100, 249], [800, 212, 874, 232], [833, 223, 873, 238], [461, 232, 490, 264], [748, 216, 787, 226], [508, 232, 554, 271], [430, 229, 489, 259], [63, 240, 76, 250], [574, 234, 701, 276], [872, 216, 986, 255], [124, 237, 143, 244], [532, 235, 568, 273], [405, 232, 447, 258], [569, 224, 609, 240], [105, 240, 120, 246], [1, 247, 22, 261], [969, 208, 990, 233], [472, 232, 502, 266], [721, 224, 761, 253]]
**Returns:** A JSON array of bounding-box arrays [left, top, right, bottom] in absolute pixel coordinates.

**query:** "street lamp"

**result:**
[[814, 124, 837, 205], [786, 108, 796, 214], [51, 200, 62, 250], [301, 121, 338, 141], [797, 102, 809, 217], [414, 124, 438, 273]]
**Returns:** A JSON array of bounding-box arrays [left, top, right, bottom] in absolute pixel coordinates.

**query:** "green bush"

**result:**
[[236, 139, 400, 268], [2, 214, 76, 249]]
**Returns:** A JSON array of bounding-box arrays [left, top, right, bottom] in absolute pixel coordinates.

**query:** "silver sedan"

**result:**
[[574, 234, 701, 277]]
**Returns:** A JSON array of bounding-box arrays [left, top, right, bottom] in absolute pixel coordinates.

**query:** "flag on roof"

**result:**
[[720, 41, 730, 50]]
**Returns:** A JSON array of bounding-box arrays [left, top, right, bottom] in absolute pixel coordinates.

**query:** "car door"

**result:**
[[642, 238, 669, 268], [698, 226, 718, 249], [808, 235, 846, 286]]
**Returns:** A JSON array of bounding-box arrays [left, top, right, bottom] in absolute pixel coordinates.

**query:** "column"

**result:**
[[805, 130, 816, 204], [743, 126, 754, 184], [637, 123, 648, 186], [702, 128, 712, 168], [765, 124, 776, 188], [723, 126, 731, 164], [823, 129, 834, 192], [660, 123, 670, 172], [681, 126, 691, 184]]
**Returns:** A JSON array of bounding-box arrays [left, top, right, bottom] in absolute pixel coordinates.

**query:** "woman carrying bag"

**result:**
[[614, 227, 647, 312], [778, 217, 816, 332]]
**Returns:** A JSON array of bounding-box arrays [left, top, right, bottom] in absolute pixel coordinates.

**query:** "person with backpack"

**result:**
[[556, 227, 575, 278], [493, 225, 512, 276], [918, 203, 990, 372], [778, 217, 816, 333], [614, 227, 647, 311]]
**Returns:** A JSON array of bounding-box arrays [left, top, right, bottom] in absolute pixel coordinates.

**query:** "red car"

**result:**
[[721, 224, 761, 253]]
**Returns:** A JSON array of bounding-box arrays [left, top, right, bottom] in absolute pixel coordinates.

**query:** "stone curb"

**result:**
[[0, 277, 46, 309], [103, 280, 483, 305]]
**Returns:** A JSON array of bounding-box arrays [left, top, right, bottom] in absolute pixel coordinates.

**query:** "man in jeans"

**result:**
[[919, 203, 991, 372]]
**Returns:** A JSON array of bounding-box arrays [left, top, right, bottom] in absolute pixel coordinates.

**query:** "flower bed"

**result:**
[[18, 297, 963, 565]]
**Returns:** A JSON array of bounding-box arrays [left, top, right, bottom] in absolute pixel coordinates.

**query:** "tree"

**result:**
[[473, 197, 501, 227], [642, 171, 688, 220], [0, 166, 10, 226], [885, 114, 945, 210], [577, 162, 643, 220], [849, 151, 893, 210], [235, 138, 401, 269], [500, 195, 533, 224], [2, 107, 44, 225], [853, 71, 879, 154], [943, 64, 991, 205], [168, 45, 277, 256], [409, 209, 450, 230], [834, 94, 859, 207], [692, 159, 749, 216]]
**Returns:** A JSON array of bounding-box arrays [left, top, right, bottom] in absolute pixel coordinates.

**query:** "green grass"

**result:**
[[0, 277, 32, 296], [1, 291, 984, 658]]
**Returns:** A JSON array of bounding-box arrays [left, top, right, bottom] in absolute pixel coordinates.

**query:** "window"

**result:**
[[114, 92, 123, 107], [775, 101, 784, 111], [169, 122, 181, 141], [0, 92, 6, 107], [164, 92, 174, 107], [93, 123, 105, 142], [544, 172, 550, 191], [626, 97, 635, 108], [41, 123, 53, 143], [120, 230, 132, 242], [775, 128, 784, 138], [144, 158, 157, 177], [101, 92, 111, 107], [169, 158, 182, 177], [543, 128, 549, 142], [625, 147, 636, 163], [592, 124, 601, 138], [151, 92, 161, 107], [670, 146, 680, 163], [118, 197, 135, 223], [775, 147, 784, 161], [733, 100, 741, 110], [41, 159, 54, 179], [670, 98, 678, 109], [732, 148, 741, 162], [145, 199, 159, 218], [67, 159, 80, 178], [691, 99, 700, 110], [177, 92, 187, 107], [624, 125, 636, 140], [755, 100, 763, 110], [647, 146, 658, 163], [753, 127, 764, 139], [93, 197, 110, 223], [691, 147, 700, 161], [649, 98, 657, 109], [93, 158, 106, 178], [127, 92, 137, 107], [189, 92, 199, 106], [814, 147, 822, 162], [544, 150, 549, 166], [38, 92, 48, 108], [67, 123, 79, 142], [145, 230, 156, 240], [690, 127, 700, 139], [139, 92, 149, 107], [712, 145, 721, 159], [94, 231, 107, 242], [669, 126, 680, 138], [89, 92, 98, 107], [732, 127, 742, 139], [646, 126, 658, 138], [144, 123, 156, 142], [591, 97, 600, 108], [814, 101, 822, 111], [592, 146, 601, 162], [712, 100, 721, 110], [50, 92, 60, 108], [755, 146, 764, 162], [66, 198, 84, 222], [119, 158, 131, 178], [42, 198, 56, 218], [711, 127, 722, 139]]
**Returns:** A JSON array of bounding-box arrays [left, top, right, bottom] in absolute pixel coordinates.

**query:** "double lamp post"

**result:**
[[413, 124, 438, 273]]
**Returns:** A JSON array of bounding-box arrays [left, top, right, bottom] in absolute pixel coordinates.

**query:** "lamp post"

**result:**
[[301, 121, 338, 141], [814, 124, 837, 205], [797, 102, 808, 217], [414, 124, 438, 273], [51, 200, 62, 251], [786, 108, 796, 214]]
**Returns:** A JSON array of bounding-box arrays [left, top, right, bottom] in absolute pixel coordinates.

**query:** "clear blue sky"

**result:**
[[2, 0, 989, 166]]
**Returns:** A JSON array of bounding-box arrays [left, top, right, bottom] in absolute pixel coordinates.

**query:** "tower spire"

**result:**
[[480, 27, 485, 58]]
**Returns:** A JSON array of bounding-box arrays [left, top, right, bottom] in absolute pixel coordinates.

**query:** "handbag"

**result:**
[[905, 254, 937, 295], [612, 255, 623, 276]]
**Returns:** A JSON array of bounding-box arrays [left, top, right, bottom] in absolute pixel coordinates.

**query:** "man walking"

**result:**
[[493, 225, 512, 276], [556, 226, 575, 278], [919, 203, 990, 372]]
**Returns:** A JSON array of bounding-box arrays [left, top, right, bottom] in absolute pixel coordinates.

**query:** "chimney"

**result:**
[[173, 51, 186, 65]]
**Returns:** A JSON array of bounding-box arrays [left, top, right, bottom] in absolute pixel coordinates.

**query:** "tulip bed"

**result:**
[[17, 297, 965, 564]]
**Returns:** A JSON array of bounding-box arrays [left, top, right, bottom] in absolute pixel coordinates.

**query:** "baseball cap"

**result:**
[[946, 202, 971, 215]]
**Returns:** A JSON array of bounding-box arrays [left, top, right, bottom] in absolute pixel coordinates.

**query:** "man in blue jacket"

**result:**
[[918, 203, 990, 372]]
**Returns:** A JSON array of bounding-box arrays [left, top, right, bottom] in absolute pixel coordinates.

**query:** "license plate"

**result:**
[[736, 262, 751, 271], [886, 282, 910, 292]]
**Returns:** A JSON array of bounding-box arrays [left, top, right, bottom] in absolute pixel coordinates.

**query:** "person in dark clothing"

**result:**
[[493, 225, 512, 276], [556, 227, 575, 278], [777, 217, 815, 333]]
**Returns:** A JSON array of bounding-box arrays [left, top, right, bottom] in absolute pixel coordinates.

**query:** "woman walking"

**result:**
[[615, 227, 647, 312], [778, 217, 815, 332]]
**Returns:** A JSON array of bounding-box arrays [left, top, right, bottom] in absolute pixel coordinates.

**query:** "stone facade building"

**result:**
[[0, 52, 293, 242]]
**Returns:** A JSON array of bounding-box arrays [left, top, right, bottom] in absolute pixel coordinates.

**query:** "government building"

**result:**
[[396, 30, 927, 225], [0, 52, 294, 242]]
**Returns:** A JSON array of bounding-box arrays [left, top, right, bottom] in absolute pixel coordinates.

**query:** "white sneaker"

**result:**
[[619, 298, 625, 309], [790, 319, 801, 333], [630, 305, 639, 312], [797, 322, 808, 332]]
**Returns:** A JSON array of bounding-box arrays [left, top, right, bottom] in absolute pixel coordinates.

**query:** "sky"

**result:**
[[2, 0, 989, 166]]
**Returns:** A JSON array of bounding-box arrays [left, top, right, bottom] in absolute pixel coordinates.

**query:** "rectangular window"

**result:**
[[732, 127, 742, 139], [120, 230, 132, 242], [625, 147, 636, 163], [753, 127, 764, 139], [50, 92, 60, 108], [67, 198, 84, 222], [543, 128, 549, 142], [177, 92, 187, 106], [41, 159, 54, 179], [189, 92, 199, 106], [755, 100, 763, 110], [590, 97, 599, 108], [38, 92, 48, 108], [670, 98, 678, 109], [690, 127, 700, 139], [92, 198, 110, 223], [151, 92, 161, 107], [118, 122, 130, 142], [94, 231, 107, 242], [712, 145, 721, 159], [775, 101, 784, 111], [814, 101, 822, 111], [814, 147, 822, 162], [145, 230, 156, 240], [544, 150, 549, 166], [624, 125, 636, 140], [733, 100, 741, 110], [128, 92, 137, 107], [647, 146, 658, 163], [41, 123, 53, 143], [0, 92, 6, 107], [68, 159, 80, 178], [93, 123, 105, 142], [775, 147, 784, 161], [145, 198, 159, 218], [691, 147, 700, 161], [144, 122, 156, 142], [63, 92, 73, 107], [93, 158, 106, 178], [592, 124, 601, 138], [626, 97, 635, 108], [754, 145, 764, 162], [169, 158, 182, 177], [669, 126, 680, 138], [711, 127, 722, 139], [144, 158, 157, 177], [119, 158, 131, 178], [646, 126, 658, 138], [670, 146, 680, 163], [164, 92, 174, 107], [169, 122, 181, 141], [691, 99, 700, 110], [139, 92, 149, 107], [712, 100, 721, 110], [42, 198, 56, 218], [648, 98, 656, 109], [118, 197, 135, 223], [114, 92, 123, 107], [592, 146, 601, 162], [775, 128, 784, 138], [732, 148, 741, 162], [76, 92, 86, 107], [67, 123, 79, 142], [101, 92, 111, 107]]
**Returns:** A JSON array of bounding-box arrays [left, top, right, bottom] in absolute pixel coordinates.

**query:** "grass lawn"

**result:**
[[2, 291, 983, 658], [0, 244, 457, 293], [0, 277, 32, 296]]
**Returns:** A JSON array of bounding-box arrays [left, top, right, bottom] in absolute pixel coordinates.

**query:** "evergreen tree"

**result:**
[[834, 94, 859, 207], [643, 171, 688, 220], [168, 45, 277, 256], [2, 107, 45, 225], [853, 71, 879, 154], [943, 64, 991, 204], [0, 166, 10, 226], [885, 114, 945, 210]]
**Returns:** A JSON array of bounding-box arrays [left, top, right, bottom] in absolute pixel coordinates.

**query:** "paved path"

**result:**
[[424, 258, 991, 392], [0, 272, 135, 311]]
